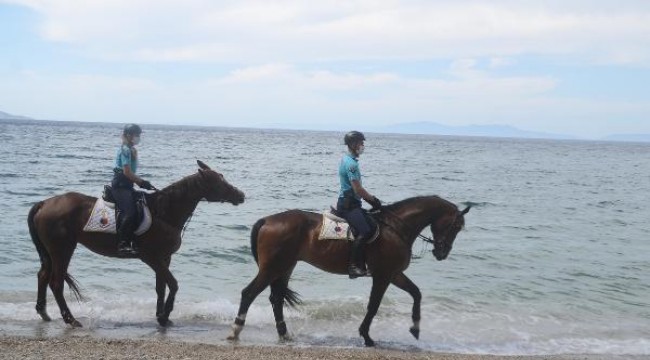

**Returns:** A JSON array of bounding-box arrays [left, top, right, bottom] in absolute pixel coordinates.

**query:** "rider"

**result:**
[[336, 131, 382, 279], [112, 124, 155, 256]]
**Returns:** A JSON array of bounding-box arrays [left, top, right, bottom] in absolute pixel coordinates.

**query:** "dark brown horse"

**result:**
[[27, 160, 244, 327], [227, 195, 470, 346]]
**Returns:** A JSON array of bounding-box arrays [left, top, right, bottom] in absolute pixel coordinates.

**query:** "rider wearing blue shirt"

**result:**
[[336, 131, 382, 278], [112, 124, 155, 256]]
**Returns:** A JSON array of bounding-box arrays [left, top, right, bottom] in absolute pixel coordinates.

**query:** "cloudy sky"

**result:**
[[1, 0, 649, 138]]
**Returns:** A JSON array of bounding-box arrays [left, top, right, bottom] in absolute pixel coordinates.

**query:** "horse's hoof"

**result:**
[[279, 334, 293, 342], [227, 334, 239, 341], [364, 338, 375, 347], [409, 327, 420, 340], [157, 317, 172, 327], [38, 311, 52, 322], [70, 320, 83, 328]]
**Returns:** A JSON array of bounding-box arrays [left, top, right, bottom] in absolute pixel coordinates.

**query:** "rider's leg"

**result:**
[[113, 188, 137, 255], [345, 208, 372, 279]]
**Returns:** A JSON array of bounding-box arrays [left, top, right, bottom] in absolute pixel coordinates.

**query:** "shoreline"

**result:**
[[0, 336, 640, 360]]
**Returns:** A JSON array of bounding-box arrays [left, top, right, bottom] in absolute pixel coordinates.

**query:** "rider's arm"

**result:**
[[122, 164, 144, 186], [351, 180, 376, 205]]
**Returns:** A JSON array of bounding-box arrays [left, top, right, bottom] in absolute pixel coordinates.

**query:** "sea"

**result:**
[[0, 120, 648, 355]]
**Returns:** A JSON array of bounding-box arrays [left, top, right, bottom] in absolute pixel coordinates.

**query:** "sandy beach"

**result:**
[[0, 336, 640, 360]]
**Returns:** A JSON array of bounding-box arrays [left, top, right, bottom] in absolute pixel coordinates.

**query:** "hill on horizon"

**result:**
[[2, 110, 649, 142], [0, 110, 32, 120], [376, 121, 575, 140]]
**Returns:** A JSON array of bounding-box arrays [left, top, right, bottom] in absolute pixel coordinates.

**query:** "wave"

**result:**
[[4, 190, 43, 196], [0, 295, 648, 355], [54, 154, 102, 160], [0, 173, 20, 178], [460, 201, 496, 208], [441, 176, 464, 182]]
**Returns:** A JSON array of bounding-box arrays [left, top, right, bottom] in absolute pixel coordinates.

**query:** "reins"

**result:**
[[374, 207, 436, 245], [181, 211, 194, 240], [148, 176, 199, 239]]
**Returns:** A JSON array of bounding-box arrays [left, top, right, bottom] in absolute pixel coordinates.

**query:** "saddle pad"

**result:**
[[83, 198, 152, 236], [318, 212, 351, 241]]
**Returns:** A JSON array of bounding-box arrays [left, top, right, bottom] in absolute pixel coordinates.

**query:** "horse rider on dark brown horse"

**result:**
[[336, 131, 382, 278], [112, 124, 156, 256]]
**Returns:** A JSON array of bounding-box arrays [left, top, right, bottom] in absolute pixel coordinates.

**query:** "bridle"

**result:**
[[375, 207, 439, 246]]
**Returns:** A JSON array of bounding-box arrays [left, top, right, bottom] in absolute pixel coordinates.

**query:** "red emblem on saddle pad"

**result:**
[[335, 226, 342, 233], [99, 209, 110, 227]]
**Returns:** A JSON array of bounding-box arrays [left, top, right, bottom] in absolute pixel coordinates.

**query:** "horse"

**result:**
[[227, 195, 470, 346], [27, 160, 245, 327]]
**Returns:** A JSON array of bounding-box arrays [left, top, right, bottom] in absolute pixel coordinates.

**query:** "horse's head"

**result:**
[[430, 205, 470, 261], [196, 160, 245, 205]]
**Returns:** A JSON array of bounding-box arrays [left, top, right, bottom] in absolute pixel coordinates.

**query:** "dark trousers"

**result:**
[[112, 186, 137, 243], [336, 198, 372, 239]]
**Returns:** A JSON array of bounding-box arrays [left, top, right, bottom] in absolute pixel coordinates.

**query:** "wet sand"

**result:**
[[0, 336, 636, 360]]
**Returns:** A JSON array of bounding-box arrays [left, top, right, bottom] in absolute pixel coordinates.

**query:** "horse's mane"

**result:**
[[147, 172, 202, 219], [383, 195, 457, 213]]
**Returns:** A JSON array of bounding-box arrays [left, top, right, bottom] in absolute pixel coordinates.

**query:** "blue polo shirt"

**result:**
[[114, 144, 138, 174], [338, 152, 362, 199]]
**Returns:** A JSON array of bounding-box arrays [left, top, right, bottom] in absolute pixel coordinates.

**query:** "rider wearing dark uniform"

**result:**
[[112, 124, 155, 256], [336, 131, 382, 278]]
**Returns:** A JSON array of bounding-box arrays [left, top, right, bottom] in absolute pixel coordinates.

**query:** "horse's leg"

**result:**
[[269, 270, 295, 341], [35, 260, 52, 321], [227, 274, 271, 340], [359, 277, 390, 347], [49, 247, 82, 328], [142, 257, 177, 326], [391, 272, 422, 339], [154, 256, 171, 319]]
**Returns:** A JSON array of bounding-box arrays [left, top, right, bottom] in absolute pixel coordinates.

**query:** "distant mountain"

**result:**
[[0, 110, 32, 120], [378, 121, 574, 140], [602, 134, 650, 143]]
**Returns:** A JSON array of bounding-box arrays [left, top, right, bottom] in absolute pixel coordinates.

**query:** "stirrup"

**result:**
[[118, 243, 138, 256], [348, 265, 371, 279]]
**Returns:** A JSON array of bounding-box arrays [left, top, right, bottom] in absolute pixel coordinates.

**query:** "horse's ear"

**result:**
[[460, 206, 471, 215], [197, 160, 211, 170]]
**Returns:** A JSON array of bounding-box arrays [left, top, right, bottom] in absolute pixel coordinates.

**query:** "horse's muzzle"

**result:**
[[232, 190, 245, 205], [432, 249, 448, 261]]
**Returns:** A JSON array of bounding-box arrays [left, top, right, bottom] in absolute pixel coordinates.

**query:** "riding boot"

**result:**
[[117, 238, 137, 256], [348, 235, 370, 279], [117, 224, 137, 256]]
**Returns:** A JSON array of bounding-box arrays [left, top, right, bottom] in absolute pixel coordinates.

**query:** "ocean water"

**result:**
[[0, 120, 648, 355]]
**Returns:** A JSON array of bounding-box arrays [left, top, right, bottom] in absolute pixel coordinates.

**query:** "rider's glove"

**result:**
[[368, 196, 382, 210], [139, 180, 156, 191]]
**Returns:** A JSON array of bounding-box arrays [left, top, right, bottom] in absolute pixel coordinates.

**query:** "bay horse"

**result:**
[[228, 195, 470, 346], [27, 160, 244, 327]]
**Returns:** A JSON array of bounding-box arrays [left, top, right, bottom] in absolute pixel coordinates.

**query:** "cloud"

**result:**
[[5, 0, 650, 65], [1, 61, 557, 122], [3, 59, 648, 137], [220, 63, 293, 83], [488, 57, 515, 69], [1, 1, 648, 137]]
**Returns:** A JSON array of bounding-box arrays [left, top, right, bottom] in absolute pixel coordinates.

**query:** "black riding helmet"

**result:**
[[344, 131, 365, 147], [123, 123, 142, 136]]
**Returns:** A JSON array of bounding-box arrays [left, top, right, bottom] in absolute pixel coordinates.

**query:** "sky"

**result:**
[[0, 1, 649, 138]]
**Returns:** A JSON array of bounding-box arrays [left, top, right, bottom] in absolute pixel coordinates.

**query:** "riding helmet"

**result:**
[[344, 131, 366, 146], [123, 123, 142, 136]]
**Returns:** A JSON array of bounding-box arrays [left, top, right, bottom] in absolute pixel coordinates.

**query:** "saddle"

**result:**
[[82, 185, 152, 235], [318, 207, 380, 243]]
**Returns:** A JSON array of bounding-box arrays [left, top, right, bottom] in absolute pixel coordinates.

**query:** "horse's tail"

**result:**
[[28, 202, 48, 266], [64, 274, 84, 302], [283, 287, 302, 308], [250, 218, 265, 264], [28, 201, 84, 302]]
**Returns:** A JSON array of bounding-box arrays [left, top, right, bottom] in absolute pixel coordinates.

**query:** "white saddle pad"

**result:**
[[83, 198, 152, 236], [318, 212, 352, 241]]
